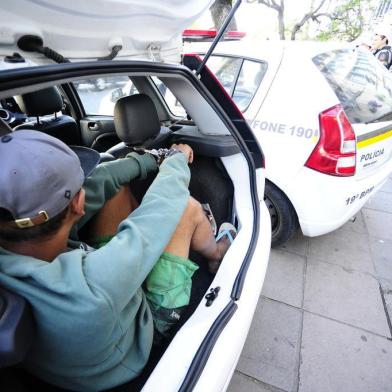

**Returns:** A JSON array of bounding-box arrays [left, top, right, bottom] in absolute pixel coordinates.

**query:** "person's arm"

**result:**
[[81, 153, 191, 313], [71, 153, 157, 236]]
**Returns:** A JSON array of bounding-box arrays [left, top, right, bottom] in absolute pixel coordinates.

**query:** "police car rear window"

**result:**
[[313, 49, 392, 124]]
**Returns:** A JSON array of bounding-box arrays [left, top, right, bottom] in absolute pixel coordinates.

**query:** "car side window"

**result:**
[[207, 56, 267, 112], [74, 76, 139, 115], [207, 56, 243, 96], [233, 59, 268, 112]]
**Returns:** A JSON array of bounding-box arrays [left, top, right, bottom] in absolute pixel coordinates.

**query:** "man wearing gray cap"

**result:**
[[0, 130, 234, 391]]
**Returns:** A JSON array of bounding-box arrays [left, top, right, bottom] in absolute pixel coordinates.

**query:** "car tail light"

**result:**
[[305, 104, 356, 176]]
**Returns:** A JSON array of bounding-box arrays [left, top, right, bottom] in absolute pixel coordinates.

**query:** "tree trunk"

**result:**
[[278, 7, 285, 39], [210, 0, 238, 30]]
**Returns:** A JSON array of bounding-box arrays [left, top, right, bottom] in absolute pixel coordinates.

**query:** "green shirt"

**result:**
[[0, 152, 190, 391]]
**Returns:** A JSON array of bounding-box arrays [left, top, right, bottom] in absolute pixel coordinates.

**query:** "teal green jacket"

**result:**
[[0, 152, 190, 391]]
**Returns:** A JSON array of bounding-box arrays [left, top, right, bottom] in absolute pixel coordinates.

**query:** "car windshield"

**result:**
[[313, 48, 392, 124]]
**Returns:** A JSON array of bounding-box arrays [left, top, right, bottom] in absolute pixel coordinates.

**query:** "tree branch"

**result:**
[[290, 0, 327, 40], [259, 0, 281, 11]]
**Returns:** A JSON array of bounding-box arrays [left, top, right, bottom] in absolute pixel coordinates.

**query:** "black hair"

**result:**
[[0, 207, 69, 243], [380, 35, 389, 45]]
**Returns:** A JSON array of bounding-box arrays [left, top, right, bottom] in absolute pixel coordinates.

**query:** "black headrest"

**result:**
[[15, 87, 63, 116], [114, 94, 160, 146]]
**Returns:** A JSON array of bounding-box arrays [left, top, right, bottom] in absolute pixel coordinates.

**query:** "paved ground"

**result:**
[[228, 176, 392, 392]]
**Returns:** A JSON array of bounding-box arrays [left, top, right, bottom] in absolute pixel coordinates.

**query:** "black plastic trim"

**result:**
[[62, 82, 86, 119], [171, 127, 240, 157], [178, 301, 237, 392]]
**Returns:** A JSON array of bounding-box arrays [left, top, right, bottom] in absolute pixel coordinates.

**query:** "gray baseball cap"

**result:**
[[0, 130, 100, 228]]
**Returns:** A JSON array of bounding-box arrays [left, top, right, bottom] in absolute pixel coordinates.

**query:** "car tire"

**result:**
[[264, 181, 298, 248]]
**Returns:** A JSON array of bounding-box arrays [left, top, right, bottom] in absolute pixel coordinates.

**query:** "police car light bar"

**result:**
[[182, 29, 246, 41]]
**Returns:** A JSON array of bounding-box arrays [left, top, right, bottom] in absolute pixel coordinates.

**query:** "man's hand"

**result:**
[[171, 143, 194, 164]]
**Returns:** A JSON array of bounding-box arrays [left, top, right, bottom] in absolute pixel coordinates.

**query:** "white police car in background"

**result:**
[[186, 39, 392, 246], [0, 1, 271, 391]]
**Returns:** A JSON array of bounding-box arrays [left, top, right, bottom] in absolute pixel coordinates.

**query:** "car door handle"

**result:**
[[88, 122, 99, 131]]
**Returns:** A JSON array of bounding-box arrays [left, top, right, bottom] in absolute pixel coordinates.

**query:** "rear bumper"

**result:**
[[290, 163, 392, 237]]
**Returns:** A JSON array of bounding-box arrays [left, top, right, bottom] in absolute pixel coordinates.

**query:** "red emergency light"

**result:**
[[182, 29, 246, 41]]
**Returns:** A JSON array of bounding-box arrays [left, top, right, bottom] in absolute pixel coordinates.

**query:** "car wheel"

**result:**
[[264, 181, 298, 247]]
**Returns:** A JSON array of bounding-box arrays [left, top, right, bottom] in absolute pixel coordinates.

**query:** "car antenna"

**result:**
[[195, 0, 242, 76]]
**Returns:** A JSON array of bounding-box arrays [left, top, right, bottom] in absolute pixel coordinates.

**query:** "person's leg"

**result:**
[[85, 189, 232, 267], [81, 185, 138, 241], [164, 197, 232, 266]]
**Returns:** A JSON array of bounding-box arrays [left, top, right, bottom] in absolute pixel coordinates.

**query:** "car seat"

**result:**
[[14, 87, 81, 146], [103, 93, 172, 202], [106, 93, 171, 159]]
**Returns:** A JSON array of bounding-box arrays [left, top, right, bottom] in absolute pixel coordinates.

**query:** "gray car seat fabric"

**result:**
[[107, 94, 171, 158], [14, 87, 81, 146]]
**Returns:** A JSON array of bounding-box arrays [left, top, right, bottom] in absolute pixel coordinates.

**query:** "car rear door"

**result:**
[[71, 75, 137, 150]]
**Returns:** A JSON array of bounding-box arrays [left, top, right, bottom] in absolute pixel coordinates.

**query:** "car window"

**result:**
[[207, 56, 243, 96], [232, 59, 268, 111], [151, 77, 187, 117], [206, 55, 267, 112], [313, 49, 392, 124], [74, 76, 138, 115]]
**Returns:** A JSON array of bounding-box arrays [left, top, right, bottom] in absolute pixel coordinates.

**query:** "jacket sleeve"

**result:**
[[71, 153, 157, 238], [82, 152, 191, 314]]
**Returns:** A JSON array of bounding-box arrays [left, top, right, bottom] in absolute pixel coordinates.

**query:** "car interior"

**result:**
[[0, 73, 242, 391]]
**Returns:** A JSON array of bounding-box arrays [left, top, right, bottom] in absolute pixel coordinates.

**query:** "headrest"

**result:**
[[114, 94, 160, 146], [15, 87, 63, 116]]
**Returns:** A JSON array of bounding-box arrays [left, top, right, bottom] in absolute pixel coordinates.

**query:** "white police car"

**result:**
[[186, 39, 392, 246], [0, 1, 271, 391]]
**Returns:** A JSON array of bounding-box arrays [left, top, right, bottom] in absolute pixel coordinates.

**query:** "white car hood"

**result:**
[[0, 0, 213, 67]]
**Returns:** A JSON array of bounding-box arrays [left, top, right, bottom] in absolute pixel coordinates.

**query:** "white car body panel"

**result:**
[[143, 159, 270, 391], [193, 201, 271, 392], [0, 0, 214, 66], [187, 40, 392, 237], [355, 121, 392, 178]]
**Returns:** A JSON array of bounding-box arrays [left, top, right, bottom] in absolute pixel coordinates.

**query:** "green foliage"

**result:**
[[315, 0, 373, 42]]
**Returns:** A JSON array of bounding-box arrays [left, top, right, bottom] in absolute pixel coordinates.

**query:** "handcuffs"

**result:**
[[135, 147, 181, 165]]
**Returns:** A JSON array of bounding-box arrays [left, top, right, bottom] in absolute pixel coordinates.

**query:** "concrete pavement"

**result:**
[[228, 176, 392, 392]]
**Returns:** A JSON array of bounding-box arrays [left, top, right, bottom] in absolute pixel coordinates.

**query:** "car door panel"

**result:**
[[79, 116, 119, 150]]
